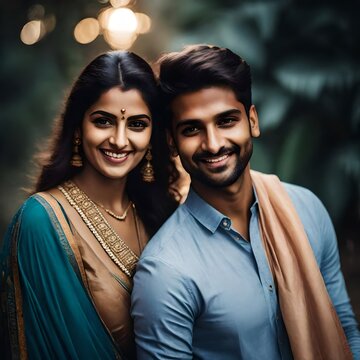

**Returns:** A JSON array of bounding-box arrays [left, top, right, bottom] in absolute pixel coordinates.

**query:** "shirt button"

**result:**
[[222, 219, 230, 228], [268, 284, 273, 291]]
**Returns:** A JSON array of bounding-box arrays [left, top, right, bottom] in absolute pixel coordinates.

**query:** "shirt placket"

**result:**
[[249, 206, 291, 359]]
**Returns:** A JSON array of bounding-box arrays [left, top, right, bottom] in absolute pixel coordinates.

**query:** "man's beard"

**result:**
[[187, 141, 253, 188]]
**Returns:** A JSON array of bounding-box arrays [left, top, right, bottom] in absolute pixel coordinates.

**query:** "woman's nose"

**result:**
[[109, 125, 129, 148]]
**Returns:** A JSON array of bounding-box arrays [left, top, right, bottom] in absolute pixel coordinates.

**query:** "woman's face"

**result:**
[[80, 86, 152, 181]]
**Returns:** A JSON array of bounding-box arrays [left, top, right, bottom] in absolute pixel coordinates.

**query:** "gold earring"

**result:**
[[71, 137, 83, 167], [141, 146, 155, 182]]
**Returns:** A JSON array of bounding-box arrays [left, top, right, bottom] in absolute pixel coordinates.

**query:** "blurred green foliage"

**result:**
[[155, 0, 360, 237], [0, 0, 359, 312], [153, 0, 360, 317]]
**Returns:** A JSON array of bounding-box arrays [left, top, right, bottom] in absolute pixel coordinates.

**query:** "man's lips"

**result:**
[[193, 146, 239, 164], [200, 153, 231, 163], [196, 152, 234, 170]]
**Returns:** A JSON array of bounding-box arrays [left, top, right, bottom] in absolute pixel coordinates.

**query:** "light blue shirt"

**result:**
[[131, 182, 360, 359]]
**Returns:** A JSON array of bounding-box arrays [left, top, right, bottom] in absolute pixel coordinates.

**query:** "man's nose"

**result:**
[[201, 127, 225, 154]]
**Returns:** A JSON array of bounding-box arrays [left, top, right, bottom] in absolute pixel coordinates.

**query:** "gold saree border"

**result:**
[[35, 193, 122, 359], [10, 216, 27, 360], [36, 192, 89, 289], [4, 193, 121, 359]]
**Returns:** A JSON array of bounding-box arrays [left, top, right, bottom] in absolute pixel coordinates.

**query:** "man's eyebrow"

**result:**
[[89, 110, 116, 119], [175, 108, 242, 130], [215, 109, 241, 119]]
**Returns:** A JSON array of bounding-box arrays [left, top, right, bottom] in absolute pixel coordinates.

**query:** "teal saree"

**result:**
[[0, 194, 122, 359]]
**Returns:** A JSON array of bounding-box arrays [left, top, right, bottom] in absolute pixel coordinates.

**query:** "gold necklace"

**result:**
[[58, 180, 140, 278], [95, 201, 132, 221]]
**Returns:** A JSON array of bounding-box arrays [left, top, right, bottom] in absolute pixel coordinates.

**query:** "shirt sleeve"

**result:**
[[131, 255, 198, 359], [313, 194, 360, 359]]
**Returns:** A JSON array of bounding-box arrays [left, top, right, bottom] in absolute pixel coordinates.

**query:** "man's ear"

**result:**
[[249, 105, 260, 138], [166, 130, 178, 157]]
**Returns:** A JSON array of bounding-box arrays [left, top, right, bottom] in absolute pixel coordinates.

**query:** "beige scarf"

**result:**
[[250, 170, 352, 360]]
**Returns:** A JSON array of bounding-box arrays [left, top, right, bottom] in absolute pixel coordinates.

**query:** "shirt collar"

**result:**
[[184, 186, 259, 234], [184, 188, 225, 233]]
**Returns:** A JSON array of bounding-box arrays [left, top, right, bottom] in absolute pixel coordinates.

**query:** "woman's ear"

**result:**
[[74, 128, 81, 139]]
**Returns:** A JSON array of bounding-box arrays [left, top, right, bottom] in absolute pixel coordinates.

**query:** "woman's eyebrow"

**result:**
[[127, 114, 152, 121], [89, 110, 116, 119]]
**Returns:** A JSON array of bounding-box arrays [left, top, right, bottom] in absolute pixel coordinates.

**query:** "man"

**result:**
[[131, 45, 360, 359]]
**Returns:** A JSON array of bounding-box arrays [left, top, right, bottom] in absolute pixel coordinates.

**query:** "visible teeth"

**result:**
[[204, 154, 228, 163], [103, 150, 127, 159]]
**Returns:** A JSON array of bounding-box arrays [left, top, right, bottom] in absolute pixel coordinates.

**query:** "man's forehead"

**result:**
[[170, 86, 244, 123]]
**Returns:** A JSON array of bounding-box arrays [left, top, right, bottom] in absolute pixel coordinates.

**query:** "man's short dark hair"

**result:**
[[157, 44, 252, 128]]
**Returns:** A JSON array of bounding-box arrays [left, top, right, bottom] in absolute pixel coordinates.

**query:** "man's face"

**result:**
[[169, 86, 260, 189]]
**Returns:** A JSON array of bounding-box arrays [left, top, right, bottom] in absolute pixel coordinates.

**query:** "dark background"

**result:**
[[1, 0, 359, 319]]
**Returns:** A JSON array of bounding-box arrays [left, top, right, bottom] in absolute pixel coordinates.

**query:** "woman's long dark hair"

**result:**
[[34, 51, 177, 236]]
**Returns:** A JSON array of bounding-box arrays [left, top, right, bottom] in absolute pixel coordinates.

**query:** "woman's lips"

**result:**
[[101, 149, 131, 163]]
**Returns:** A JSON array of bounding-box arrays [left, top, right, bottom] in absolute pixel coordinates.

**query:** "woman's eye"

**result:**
[[128, 120, 149, 131], [181, 126, 200, 136], [93, 117, 112, 127]]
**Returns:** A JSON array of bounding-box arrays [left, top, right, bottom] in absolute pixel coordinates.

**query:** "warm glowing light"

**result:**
[[20, 20, 45, 45], [44, 14, 56, 32], [110, 0, 131, 7], [98, 6, 151, 49], [98, 7, 112, 30], [107, 8, 137, 33], [103, 29, 137, 49], [135, 13, 151, 34], [74, 18, 100, 44], [28, 4, 45, 20]]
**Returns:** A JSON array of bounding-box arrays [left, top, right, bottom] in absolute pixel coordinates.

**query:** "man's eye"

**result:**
[[93, 117, 112, 127], [128, 120, 149, 131], [218, 117, 237, 127], [181, 126, 200, 136]]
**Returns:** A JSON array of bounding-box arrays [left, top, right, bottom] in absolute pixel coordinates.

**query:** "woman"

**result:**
[[0, 51, 177, 359]]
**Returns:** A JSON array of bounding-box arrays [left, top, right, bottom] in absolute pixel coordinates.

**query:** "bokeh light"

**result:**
[[20, 20, 45, 45], [110, 0, 131, 8], [27, 4, 45, 20], [98, 7, 140, 49], [135, 13, 151, 34], [21, 3, 151, 49], [44, 14, 56, 33], [74, 18, 100, 44], [21, 5, 56, 45], [98, 7, 113, 30], [107, 8, 137, 33], [103, 29, 137, 49]]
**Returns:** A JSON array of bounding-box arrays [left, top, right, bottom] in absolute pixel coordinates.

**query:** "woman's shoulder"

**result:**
[[16, 191, 59, 229], [6, 191, 70, 253]]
